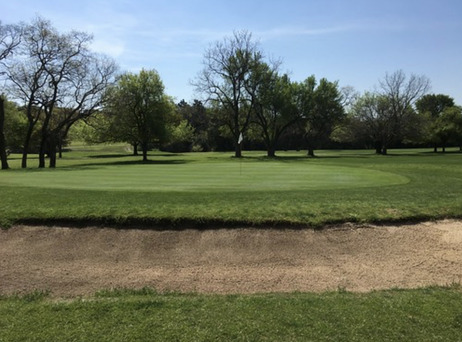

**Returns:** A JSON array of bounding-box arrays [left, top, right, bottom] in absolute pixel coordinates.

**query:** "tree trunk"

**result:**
[[375, 141, 382, 154], [267, 147, 276, 158], [58, 138, 63, 159], [0, 97, 9, 170], [21, 122, 35, 169], [49, 149, 57, 168], [235, 143, 242, 158], [433, 145, 438, 153], [48, 134, 57, 168], [442, 146, 446, 153], [38, 132, 47, 168], [381, 147, 388, 155], [141, 142, 148, 162], [307, 147, 315, 157], [133, 142, 138, 156]]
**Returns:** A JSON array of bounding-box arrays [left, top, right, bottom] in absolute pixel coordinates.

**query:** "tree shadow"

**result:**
[[88, 152, 184, 159], [58, 159, 189, 170]]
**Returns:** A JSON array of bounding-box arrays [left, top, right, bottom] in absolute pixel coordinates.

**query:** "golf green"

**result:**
[[0, 162, 409, 192]]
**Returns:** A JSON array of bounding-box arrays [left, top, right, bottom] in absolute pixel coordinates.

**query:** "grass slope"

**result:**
[[1, 144, 462, 227], [1, 286, 461, 341]]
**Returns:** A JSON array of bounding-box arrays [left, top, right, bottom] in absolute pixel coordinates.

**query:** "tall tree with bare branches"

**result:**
[[4, 17, 117, 168], [193, 30, 265, 157], [376, 70, 430, 154]]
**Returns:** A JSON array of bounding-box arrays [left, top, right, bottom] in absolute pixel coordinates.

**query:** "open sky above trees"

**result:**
[[2, 0, 461, 104]]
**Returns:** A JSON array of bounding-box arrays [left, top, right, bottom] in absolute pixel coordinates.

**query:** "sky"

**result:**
[[3, 0, 462, 104]]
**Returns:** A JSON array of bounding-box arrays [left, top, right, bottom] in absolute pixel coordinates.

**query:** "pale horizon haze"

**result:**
[[3, 0, 462, 104]]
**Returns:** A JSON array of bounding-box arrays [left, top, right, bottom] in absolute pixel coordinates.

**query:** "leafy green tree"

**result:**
[[252, 67, 300, 157], [3, 99, 28, 152], [104, 69, 172, 161], [433, 106, 462, 152], [416, 94, 456, 152], [297, 76, 345, 157], [176, 99, 211, 151]]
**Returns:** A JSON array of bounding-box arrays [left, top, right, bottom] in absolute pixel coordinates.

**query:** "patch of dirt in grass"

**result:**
[[1, 220, 462, 297]]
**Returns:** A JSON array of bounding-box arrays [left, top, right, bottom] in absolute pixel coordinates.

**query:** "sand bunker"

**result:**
[[1, 220, 462, 297]]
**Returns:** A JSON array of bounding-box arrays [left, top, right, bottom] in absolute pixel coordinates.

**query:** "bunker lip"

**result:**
[[1, 220, 462, 297]]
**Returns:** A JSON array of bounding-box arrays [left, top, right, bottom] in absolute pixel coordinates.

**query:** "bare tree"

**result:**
[[376, 70, 430, 154], [5, 17, 117, 168], [5, 18, 58, 168], [44, 54, 118, 167], [0, 21, 22, 169], [193, 30, 264, 157]]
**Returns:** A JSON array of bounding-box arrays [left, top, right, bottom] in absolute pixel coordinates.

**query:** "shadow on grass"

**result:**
[[380, 151, 461, 157], [56, 159, 189, 170], [88, 153, 137, 159], [88, 152, 184, 159]]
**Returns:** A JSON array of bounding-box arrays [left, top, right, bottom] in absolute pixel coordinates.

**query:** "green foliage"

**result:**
[[3, 99, 28, 151], [253, 68, 301, 156], [297, 76, 345, 155], [416, 93, 455, 118], [1, 287, 462, 341], [104, 69, 173, 160], [415, 94, 460, 151], [162, 119, 195, 152]]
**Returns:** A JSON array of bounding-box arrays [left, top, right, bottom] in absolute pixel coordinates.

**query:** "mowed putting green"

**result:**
[[0, 161, 409, 192]]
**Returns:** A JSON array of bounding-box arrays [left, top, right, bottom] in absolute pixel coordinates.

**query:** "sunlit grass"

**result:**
[[1, 286, 461, 341], [1, 144, 461, 227]]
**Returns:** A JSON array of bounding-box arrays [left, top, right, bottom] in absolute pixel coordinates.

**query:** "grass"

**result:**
[[2, 145, 462, 340], [1, 144, 462, 228], [1, 286, 462, 341]]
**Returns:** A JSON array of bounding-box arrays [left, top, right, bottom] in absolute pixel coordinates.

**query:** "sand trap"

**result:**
[[1, 220, 462, 297]]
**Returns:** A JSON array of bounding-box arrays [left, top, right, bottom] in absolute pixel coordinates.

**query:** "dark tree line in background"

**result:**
[[1, 21, 462, 170]]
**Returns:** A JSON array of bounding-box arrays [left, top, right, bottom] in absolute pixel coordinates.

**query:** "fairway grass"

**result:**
[[1, 144, 461, 227], [1, 286, 462, 341]]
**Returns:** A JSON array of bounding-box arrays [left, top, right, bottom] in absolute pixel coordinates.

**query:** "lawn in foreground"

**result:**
[[1, 287, 461, 341], [1, 144, 462, 227]]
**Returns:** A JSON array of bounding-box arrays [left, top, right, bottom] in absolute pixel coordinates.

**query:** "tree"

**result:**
[[346, 92, 394, 153], [0, 21, 22, 169], [4, 17, 117, 168], [104, 69, 172, 162], [176, 99, 211, 151], [2, 99, 28, 153], [41, 52, 117, 168], [416, 94, 455, 152], [433, 106, 462, 152], [297, 76, 345, 157], [375, 70, 430, 154], [338, 71, 430, 154], [193, 30, 265, 157], [252, 67, 300, 157]]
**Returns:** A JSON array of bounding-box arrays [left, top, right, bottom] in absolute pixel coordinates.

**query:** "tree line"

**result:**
[[1, 21, 462, 170]]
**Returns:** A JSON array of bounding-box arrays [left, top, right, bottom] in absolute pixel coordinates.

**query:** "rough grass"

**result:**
[[1, 144, 462, 228], [1, 286, 462, 341]]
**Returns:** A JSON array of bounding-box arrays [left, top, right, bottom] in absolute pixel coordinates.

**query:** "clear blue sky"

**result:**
[[3, 0, 462, 104]]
